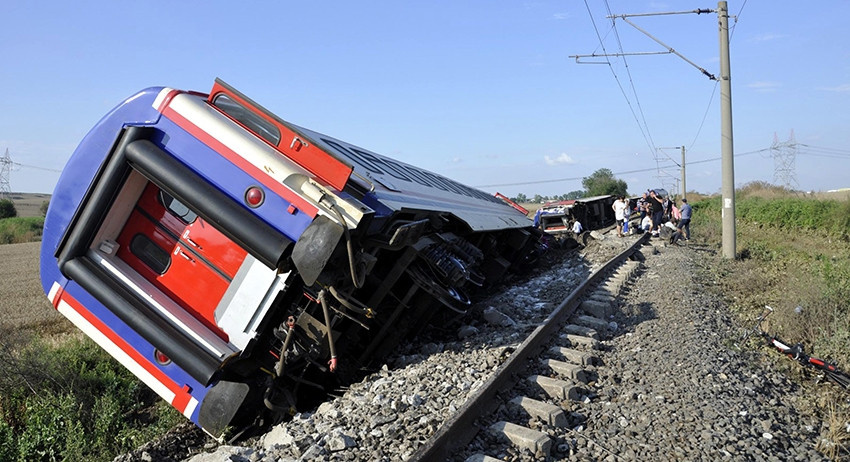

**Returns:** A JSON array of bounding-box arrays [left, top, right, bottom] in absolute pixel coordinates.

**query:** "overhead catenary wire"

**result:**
[[577, 3, 737, 191], [581, 0, 658, 160], [13, 162, 61, 173], [604, 0, 658, 157], [475, 147, 770, 189], [688, 0, 747, 152], [603, 0, 658, 157]]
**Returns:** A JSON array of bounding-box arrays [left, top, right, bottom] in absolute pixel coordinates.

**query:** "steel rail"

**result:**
[[411, 233, 650, 461]]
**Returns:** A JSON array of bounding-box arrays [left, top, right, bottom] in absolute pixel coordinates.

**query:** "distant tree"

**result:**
[[582, 168, 628, 197], [564, 190, 585, 200], [513, 193, 528, 203], [40, 200, 50, 217], [0, 199, 16, 219], [532, 194, 543, 203]]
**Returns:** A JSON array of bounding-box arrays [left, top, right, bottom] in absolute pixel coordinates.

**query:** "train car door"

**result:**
[[115, 182, 248, 338]]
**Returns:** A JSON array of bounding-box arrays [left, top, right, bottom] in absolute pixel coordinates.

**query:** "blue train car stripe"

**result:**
[[158, 92, 320, 217], [151, 118, 316, 244]]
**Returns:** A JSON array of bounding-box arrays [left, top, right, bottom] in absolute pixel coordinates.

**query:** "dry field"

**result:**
[[6, 192, 51, 218], [0, 241, 69, 332], [0, 193, 69, 332]]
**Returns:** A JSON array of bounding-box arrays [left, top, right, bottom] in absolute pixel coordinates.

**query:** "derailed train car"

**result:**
[[533, 195, 617, 237], [40, 79, 541, 438]]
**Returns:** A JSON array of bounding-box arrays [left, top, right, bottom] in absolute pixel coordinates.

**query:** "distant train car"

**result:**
[[40, 79, 541, 437], [533, 195, 616, 237]]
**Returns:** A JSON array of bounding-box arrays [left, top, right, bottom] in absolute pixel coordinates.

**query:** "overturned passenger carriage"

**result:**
[[40, 79, 541, 437], [533, 195, 616, 237]]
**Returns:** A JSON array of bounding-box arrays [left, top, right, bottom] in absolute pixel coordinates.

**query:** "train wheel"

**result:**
[[406, 263, 471, 314]]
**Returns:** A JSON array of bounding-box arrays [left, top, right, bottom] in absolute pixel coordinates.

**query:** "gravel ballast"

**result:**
[[116, 235, 836, 461]]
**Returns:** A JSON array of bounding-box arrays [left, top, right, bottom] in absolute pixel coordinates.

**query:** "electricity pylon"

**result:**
[[771, 130, 798, 191]]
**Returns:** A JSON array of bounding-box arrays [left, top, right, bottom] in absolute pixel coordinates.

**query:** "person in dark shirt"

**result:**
[[649, 190, 664, 236]]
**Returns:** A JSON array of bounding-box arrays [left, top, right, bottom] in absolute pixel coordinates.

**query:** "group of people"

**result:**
[[612, 190, 692, 241]]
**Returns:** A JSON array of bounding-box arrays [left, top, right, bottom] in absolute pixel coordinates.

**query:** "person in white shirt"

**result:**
[[612, 196, 628, 237], [641, 215, 652, 232]]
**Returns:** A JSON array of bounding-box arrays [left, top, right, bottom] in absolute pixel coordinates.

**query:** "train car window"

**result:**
[[130, 234, 171, 275], [159, 190, 198, 224], [212, 94, 281, 146]]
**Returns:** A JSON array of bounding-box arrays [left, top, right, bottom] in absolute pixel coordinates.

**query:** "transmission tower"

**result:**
[[0, 148, 12, 199], [771, 130, 798, 190]]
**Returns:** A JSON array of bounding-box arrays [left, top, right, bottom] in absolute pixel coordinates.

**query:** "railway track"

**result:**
[[119, 231, 651, 461], [412, 233, 649, 461], [123, 231, 833, 462]]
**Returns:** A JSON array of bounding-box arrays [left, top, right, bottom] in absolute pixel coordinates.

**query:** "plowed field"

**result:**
[[0, 241, 70, 332]]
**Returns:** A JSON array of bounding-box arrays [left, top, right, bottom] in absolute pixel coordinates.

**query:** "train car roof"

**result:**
[[206, 79, 531, 232]]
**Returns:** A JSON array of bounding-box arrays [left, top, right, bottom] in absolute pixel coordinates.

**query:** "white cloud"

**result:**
[[747, 81, 781, 92], [751, 33, 786, 43], [553, 13, 569, 20], [544, 153, 575, 166], [818, 84, 850, 93]]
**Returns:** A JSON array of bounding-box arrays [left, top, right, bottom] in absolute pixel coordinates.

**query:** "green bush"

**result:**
[[0, 419, 16, 462], [0, 217, 44, 244], [16, 392, 86, 460], [694, 192, 850, 369], [735, 196, 849, 237], [0, 335, 182, 461], [0, 199, 16, 219]]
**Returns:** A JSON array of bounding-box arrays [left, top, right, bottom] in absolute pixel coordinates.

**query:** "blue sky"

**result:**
[[2, 1, 848, 198]]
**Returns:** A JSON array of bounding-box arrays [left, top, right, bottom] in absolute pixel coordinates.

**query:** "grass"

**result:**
[[0, 196, 184, 460], [0, 217, 44, 244], [695, 184, 850, 362], [0, 330, 183, 461], [693, 181, 850, 459]]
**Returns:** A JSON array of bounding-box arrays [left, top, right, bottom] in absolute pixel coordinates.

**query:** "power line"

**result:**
[[603, 0, 658, 156], [580, 0, 657, 160], [687, 0, 748, 152], [797, 151, 850, 160], [14, 162, 61, 173], [474, 147, 768, 189], [797, 144, 850, 156], [0, 148, 62, 199]]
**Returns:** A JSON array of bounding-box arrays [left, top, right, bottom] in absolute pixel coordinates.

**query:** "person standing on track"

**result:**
[[649, 190, 664, 237], [612, 196, 627, 237], [678, 198, 692, 240]]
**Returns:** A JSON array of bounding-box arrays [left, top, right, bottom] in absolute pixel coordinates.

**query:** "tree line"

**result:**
[[510, 168, 628, 203]]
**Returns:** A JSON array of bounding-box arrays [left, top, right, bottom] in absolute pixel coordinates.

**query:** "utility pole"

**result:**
[[718, 1, 736, 259], [680, 146, 686, 201], [571, 4, 735, 256]]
